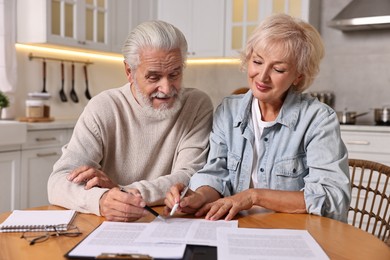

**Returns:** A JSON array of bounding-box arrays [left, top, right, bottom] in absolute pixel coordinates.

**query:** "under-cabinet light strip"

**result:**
[[28, 53, 94, 65], [15, 44, 240, 65], [15, 44, 123, 62]]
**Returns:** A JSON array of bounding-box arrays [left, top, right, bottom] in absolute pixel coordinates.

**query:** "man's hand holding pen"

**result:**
[[99, 187, 148, 222], [120, 188, 165, 221]]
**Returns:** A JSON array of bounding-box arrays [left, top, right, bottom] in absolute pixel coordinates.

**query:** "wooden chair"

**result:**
[[231, 87, 249, 95], [348, 159, 390, 244]]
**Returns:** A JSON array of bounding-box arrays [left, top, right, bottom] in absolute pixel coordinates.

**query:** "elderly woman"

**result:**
[[165, 13, 351, 222]]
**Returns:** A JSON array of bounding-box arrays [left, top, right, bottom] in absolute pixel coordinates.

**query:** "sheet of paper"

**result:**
[[135, 218, 238, 246], [216, 228, 329, 260], [67, 221, 186, 259]]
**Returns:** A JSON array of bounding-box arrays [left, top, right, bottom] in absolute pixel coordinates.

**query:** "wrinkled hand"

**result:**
[[163, 183, 206, 216], [199, 190, 255, 221], [67, 165, 117, 189], [99, 187, 147, 222]]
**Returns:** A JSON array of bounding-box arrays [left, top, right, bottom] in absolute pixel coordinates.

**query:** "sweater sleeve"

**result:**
[[47, 99, 110, 215]]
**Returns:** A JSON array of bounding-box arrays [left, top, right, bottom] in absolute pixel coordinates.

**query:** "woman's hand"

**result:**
[[164, 184, 222, 216], [164, 183, 208, 216], [67, 165, 117, 189], [198, 189, 255, 221]]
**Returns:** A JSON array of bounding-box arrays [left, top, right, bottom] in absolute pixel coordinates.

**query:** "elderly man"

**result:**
[[48, 20, 213, 222]]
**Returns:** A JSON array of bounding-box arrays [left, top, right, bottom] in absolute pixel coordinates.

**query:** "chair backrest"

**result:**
[[231, 87, 249, 95], [348, 159, 390, 242]]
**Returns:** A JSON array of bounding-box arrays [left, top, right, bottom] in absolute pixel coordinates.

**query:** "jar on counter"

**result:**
[[25, 100, 44, 118], [25, 92, 51, 118]]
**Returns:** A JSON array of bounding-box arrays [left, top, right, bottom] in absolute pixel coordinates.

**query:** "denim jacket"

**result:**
[[190, 89, 351, 222]]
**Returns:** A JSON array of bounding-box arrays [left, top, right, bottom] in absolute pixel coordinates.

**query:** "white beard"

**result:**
[[132, 80, 184, 119]]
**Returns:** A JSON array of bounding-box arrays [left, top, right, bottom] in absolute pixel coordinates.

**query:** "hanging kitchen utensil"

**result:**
[[69, 63, 79, 103], [42, 60, 47, 93], [83, 64, 92, 100], [59, 62, 67, 102]]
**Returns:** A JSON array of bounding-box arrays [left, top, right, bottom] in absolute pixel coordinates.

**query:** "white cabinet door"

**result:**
[[20, 147, 62, 209], [20, 128, 69, 209], [158, 0, 225, 58], [17, 0, 113, 53], [111, 0, 158, 53], [0, 151, 21, 213], [225, 0, 321, 57]]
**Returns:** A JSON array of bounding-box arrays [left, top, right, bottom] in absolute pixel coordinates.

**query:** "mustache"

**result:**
[[150, 89, 178, 98]]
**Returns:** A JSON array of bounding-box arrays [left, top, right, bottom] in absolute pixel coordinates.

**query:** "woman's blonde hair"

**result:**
[[240, 13, 324, 92]]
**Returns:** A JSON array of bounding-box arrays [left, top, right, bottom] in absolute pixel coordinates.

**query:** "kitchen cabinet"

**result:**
[[340, 125, 390, 232], [17, 0, 158, 54], [157, 0, 225, 58], [0, 121, 75, 212], [111, 0, 158, 53], [340, 125, 390, 166], [20, 129, 70, 209], [225, 0, 321, 57], [17, 0, 116, 53], [0, 148, 21, 213]]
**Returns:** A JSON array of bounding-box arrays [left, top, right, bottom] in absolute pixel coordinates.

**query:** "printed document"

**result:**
[[136, 218, 238, 246], [216, 228, 329, 260], [66, 221, 186, 259]]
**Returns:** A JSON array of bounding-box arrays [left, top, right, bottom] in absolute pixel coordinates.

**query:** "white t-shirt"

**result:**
[[251, 97, 274, 188]]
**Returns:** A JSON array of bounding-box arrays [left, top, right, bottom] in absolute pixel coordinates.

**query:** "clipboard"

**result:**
[[66, 245, 216, 260], [64, 223, 216, 260]]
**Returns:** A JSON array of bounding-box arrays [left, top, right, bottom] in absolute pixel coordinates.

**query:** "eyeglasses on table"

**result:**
[[20, 224, 82, 245]]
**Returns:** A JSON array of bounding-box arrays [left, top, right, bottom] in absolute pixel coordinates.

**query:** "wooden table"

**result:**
[[1, 205, 389, 260]]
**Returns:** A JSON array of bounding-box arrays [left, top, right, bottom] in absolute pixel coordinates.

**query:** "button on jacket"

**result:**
[[190, 89, 351, 222]]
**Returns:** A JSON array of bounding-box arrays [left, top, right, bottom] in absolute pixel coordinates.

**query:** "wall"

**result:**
[[7, 0, 390, 124], [13, 47, 128, 120], [312, 0, 390, 124]]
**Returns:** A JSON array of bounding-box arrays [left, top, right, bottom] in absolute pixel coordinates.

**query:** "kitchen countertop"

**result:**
[[0, 118, 77, 151], [0, 120, 27, 147], [25, 118, 77, 130], [0, 118, 77, 131], [340, 124, 390, 133], [27, 121, 390, 132]]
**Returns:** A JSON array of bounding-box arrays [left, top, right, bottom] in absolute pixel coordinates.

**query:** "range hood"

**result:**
[[328, 0, 390, 31]]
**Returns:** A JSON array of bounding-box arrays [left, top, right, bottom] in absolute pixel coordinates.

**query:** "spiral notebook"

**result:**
[[0, 210, 77, 232]]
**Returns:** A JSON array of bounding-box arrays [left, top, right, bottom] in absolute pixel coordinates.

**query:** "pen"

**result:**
[[170, 186, 189, 216], [97, 253, 152, 259], [120, 188, 165, 221]]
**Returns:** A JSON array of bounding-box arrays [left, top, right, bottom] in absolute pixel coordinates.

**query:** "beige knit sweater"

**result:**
[[47, 84, 213, 215]]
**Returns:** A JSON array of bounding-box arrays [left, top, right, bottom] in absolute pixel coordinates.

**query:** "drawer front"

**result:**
[[341, 132, 390, 154], [22, 129, 68, 149]]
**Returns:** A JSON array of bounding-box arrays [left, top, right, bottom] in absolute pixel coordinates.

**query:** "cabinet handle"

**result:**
[[36, 152, 59, 157], [346, 140, 370, 145], [78, 40, 87, 45], [35, 137, 57, 142]]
